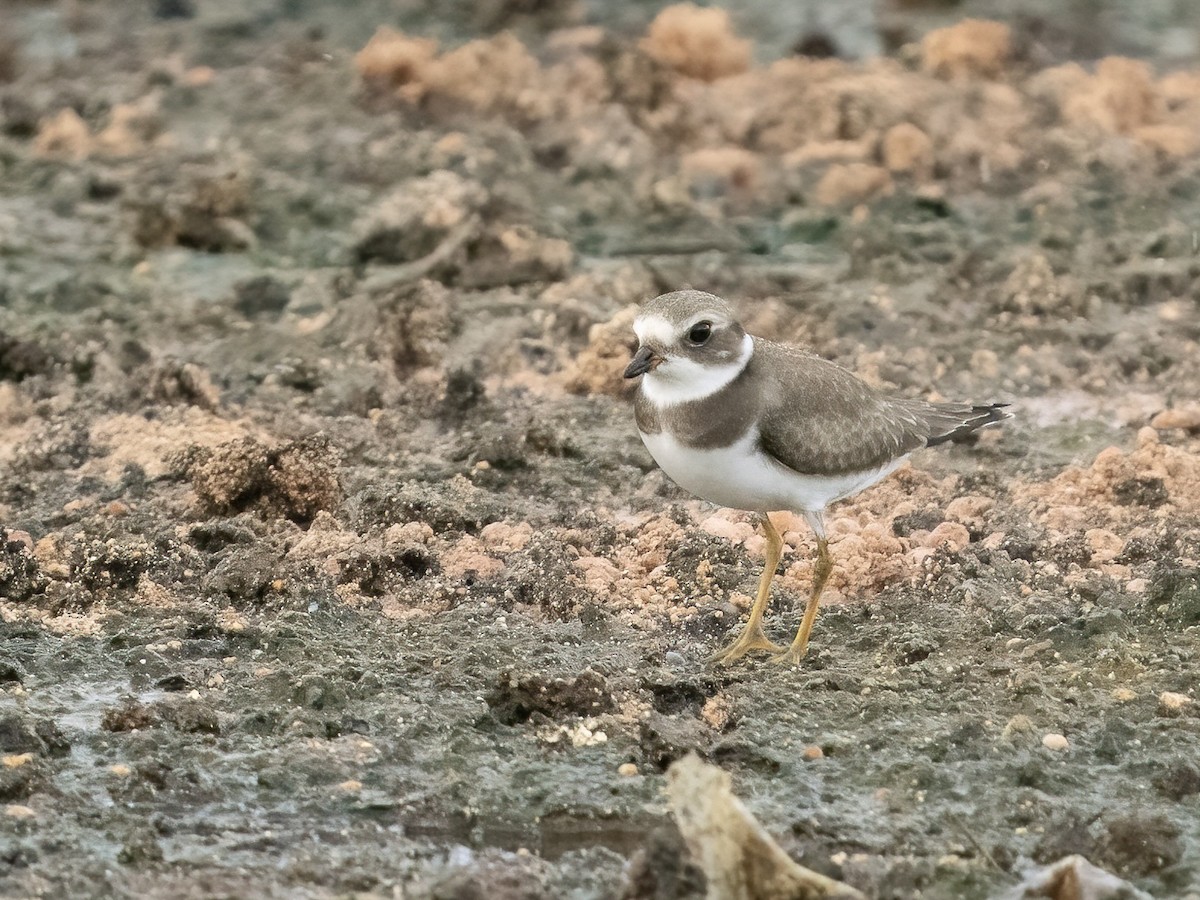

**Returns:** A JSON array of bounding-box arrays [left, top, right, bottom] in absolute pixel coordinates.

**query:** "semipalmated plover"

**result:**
[[624, 290, 1010, 665]]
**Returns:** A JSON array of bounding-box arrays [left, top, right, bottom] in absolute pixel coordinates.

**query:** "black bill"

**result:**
[[623, 345, 660, 379]]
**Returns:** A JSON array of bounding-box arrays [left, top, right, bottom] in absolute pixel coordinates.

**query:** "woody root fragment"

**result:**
[[666, 753, 864, 900]]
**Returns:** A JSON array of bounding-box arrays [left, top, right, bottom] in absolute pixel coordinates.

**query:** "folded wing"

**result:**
[[752, 339, 1010, 477]]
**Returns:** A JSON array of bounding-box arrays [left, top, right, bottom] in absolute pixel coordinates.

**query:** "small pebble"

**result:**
[[1150, 406, 1200, 430], [1042, 732, 1069, 752], [617, 762, 639, 777], [109, 764, 132, 777], [2, 754, 32, 769], [803, 745, 824, 761], [701, 694, 733, 731], [1112, 687, 1136, 703], [5, 805, 35, 819], [337, 779, 363, 792], [664, 651, 686, 668]]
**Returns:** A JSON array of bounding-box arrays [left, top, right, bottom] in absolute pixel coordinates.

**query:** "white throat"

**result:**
[[639, 333, 754, 407]]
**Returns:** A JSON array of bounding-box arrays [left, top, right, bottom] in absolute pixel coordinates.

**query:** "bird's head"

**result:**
[[624, 291, 752, 402]]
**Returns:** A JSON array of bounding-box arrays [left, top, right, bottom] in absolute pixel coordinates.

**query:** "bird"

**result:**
[[623, 290, 1011, 666]]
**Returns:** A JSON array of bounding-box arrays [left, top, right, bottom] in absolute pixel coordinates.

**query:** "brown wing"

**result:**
[[753, 340, 1010, 476]]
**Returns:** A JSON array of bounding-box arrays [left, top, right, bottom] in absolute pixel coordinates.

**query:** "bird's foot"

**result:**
[[708, 627, 785, 666], [770, 641, 811, 667]]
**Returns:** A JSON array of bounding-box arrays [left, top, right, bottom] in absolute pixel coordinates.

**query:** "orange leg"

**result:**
[[773, 537, 832, 666], [709, 513, 786, 665]]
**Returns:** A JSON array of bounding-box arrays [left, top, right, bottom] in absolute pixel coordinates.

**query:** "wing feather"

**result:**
[[751, 339, 1010, 476]]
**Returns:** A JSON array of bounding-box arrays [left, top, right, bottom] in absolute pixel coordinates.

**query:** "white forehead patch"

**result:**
[[634, 312, 732, 347], [633, 315, 676, 347]]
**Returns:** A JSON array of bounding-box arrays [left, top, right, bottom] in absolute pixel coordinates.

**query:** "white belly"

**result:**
[[640, 428, 905, 514]]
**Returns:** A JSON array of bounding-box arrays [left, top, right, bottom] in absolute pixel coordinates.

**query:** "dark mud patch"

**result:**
[[486, 669, 616, 725]]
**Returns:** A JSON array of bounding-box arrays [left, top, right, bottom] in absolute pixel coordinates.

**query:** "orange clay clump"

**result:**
[[881, 122, 934, 176], [1061, 58, 1162, 133], [921, 19, 1012, 80], [1014, 428, 1200, 533], [423, 33, 546, 120], [33, 109, 92, 161], [640, 3, 751, 82], [354, 26, 438, 99], [813, 163, 894, 207], [561, 306, 638, 397]]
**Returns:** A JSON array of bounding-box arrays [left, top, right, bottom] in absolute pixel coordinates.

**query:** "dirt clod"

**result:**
[[355, 26, 439, 96], [921, 19, 1012, 79], [1153, 761, 1200, 801], [155, 697, 221, 734], [814, 164, 894, 207], [640, 4, 751, 82], [1149, 566, 1200, 625], [172, 435, 339, 523], [0, 532, 46, 602], [353, 171, 486, 266], [269, 436, 342, 523], [101, 700, 158, 733], [0, 333, 52, 383], [0, 716, 61, 756], [486, 669, 615, 725], [0, 759, 41, 802], [1098, 814, 1182, 877]]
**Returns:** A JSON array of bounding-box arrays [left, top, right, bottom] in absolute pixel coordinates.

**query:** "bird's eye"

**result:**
[[687, 321, 713, 345]]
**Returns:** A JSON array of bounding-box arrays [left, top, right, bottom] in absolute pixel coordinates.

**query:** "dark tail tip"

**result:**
[[926, 402, 1013, 447]]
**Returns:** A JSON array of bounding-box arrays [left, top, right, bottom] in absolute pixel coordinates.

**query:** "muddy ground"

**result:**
[[2, 1, 1200, 898]]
